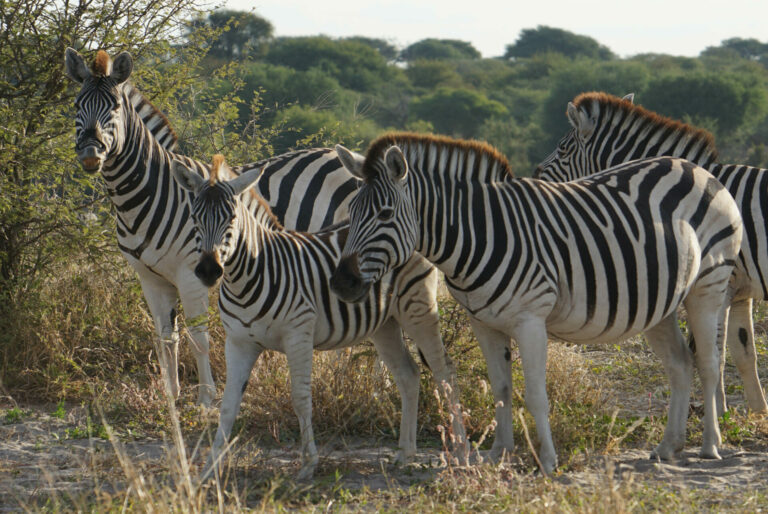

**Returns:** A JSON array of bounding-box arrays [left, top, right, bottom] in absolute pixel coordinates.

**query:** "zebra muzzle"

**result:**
[[330, 253, 372, 303], [195, 252, 223, 288]]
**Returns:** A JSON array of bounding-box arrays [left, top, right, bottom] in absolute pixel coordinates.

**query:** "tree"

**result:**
[[265, 36, 394, 92], [0, 0, 202, 297], [400, 39, 481, 61], [505, 26, 615, 60], [344, 37, 398, 61], [405, 60, 462, 89], [642, 72, 768, 137], [410, 88, 507, 136], [191, 9, 273, 59]]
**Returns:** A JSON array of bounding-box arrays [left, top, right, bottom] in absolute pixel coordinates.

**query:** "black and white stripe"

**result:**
[[171, 156, 464, 479], [536, 92, 768, 414], [331, 133, 743, 473], [64, 48, 360, 406]]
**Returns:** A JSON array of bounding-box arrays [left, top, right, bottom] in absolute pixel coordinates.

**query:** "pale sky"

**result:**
[[224, 0, 768, 58]]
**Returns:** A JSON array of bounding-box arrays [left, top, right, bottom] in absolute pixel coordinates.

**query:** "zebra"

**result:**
[[170, 155, 465, 480], [536, 91, 768, 414], [330, 133, 743, 473], [64, 48, 363, 406]]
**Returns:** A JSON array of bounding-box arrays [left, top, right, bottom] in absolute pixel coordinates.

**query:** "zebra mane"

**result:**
[[123, 82, 178, 151], [209, 155, 284, 230], [91, 50, 111, 76], [362, 132, 514, 183], [572, 92, 719, 163]]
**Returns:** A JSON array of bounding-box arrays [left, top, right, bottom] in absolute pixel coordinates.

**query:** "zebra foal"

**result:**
[[64, 48, 362, 405], [171, 155, 464, 480], [330, 133, 743, 473], [536, 92, 768, 414]]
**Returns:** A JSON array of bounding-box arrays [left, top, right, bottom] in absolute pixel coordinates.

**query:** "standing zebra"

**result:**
[[64, 48, 361, 406], [171, 155, 464, 480], [536, 92, 768, 414], [330, 133, 743, 473]]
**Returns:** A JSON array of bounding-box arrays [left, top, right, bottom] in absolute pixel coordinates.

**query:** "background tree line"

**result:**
[[190, 11, 768, 174]]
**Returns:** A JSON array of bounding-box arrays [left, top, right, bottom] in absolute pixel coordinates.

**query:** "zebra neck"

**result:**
[[101, 106, 179, 229], [597, 107, 719, 170], [406, 161, 524, 289]]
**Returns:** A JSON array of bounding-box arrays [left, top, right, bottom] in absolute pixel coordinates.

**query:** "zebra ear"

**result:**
[[229, 166, 265, 196], [335, 144, 365, 180], [110, 51, 133, 84], [64, 47, 90, 84], [566, 102, 596, 141], [384, 145, 408, 183], [171, 160, 205, 192], [622, 93, 635, 104]]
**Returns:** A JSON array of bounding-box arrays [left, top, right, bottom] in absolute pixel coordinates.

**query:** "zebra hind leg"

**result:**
[[727, 298, 768, 413], [395, 299, 468, 463], [644, 314, 693, 460], [468, 318, 516, 462], [370, 319, 420, 465], [684, 280, 731, 460]]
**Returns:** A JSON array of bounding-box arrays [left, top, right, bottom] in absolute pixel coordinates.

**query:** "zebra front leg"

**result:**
[[284, 336, 318, 480], [468, 317, 516, 461], [644, 315, 693, 460], [727, 299, 768, 413], [178, 284, 216, 407], [370, 319, 420, 465], [204, 337, 262, 481], [514, 317, 557, 474], [137, 270, 181, 399]]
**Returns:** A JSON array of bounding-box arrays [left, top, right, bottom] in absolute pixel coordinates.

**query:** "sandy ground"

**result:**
[[1, 401, 767, 511]]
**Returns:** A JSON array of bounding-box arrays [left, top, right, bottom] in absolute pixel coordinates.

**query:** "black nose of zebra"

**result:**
[[330, 253, 372, 303], [533, 166, 543, 178], [195, 252, 223, 288]]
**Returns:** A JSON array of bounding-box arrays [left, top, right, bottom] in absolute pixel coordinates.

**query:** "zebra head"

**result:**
[[330, 144, 418, 303], [535, 92, 634, 181], [64, 48, 133, 173], [171, 155, 265, 288]]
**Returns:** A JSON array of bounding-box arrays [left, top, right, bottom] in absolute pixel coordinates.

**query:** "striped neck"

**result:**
[[578, 95, 719, 171]]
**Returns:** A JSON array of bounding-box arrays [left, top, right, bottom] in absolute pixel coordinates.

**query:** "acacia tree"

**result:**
[[0, 0, 203, 311]]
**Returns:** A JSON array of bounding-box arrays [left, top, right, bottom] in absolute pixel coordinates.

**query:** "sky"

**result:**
[[224, 0, 768, 58]]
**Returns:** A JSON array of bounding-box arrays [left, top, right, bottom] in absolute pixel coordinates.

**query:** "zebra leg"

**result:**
[[468, 317, 516, 460], [136, 270, 181, 399], [370, 319, 420, 465], [177, 283, 216, 407], [727, 298, 768, 413], [644, 314, 693, 460], [684, 284, 729, 460], [513, 317, 556, 474], [284, 337, 318, 480], [204, 337, 262, 481], [395, 272, 468, 464]]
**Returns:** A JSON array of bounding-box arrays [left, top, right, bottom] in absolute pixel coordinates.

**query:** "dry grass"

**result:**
[[2, 253, 768, 511]]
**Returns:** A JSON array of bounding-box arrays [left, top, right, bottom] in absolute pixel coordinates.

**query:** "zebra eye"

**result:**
[[378, 208, 394, 221]]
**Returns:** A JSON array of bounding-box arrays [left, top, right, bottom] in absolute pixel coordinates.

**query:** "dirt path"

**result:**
[[2, 404, 767, 510]]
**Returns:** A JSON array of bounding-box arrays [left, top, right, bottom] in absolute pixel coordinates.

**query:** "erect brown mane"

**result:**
[[210, 154, 226, 185], [362, 132, 514, 181], [572, 92, 719, 161], [91, 50, 111, 76], [210, 155, 283, 229]]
